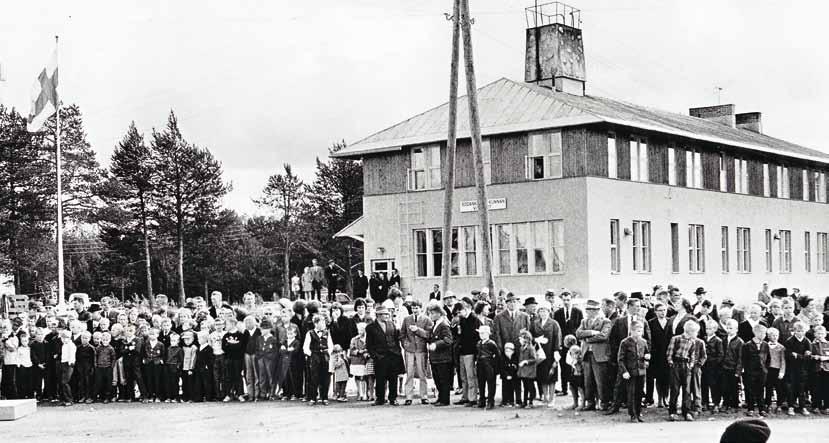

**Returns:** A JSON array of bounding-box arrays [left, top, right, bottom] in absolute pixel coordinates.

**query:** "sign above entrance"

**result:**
[[460, 198, 507, 213]]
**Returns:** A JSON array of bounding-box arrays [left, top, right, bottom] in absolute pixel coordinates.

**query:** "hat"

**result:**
[[585, 300, 600, 310], [719, 419, 771, 443], [694, 287, 707, 295], [260, 319, 273, 329], [88, 303, 102, 313], [797, 295, 813, 309], [770, 288, 788, 298], [523, 297, 538, 307], [721, 298, 735, 307], [375, 306, 390, 315], [505, 293, 518, 302], [185, 301, 196, 310], [630, 292, 643, 300], [444, 291, 456, 299], [504, 342, 515, 350], [470, 289, 481, 296]]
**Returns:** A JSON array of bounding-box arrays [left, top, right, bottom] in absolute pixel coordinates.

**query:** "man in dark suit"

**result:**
[[426, 303, 453, 406], [492, 293, 531, 351], [366, 306, 403, 406], [647, 302, 671, 407], [554, 290, 583, 396], [691, 287, 718, 321], [353, 270, 369, 299], [576, 300, 613, 411], [428, 284, 441, 301], [324, 260, 338, 302], [606, 298, 652, 414]]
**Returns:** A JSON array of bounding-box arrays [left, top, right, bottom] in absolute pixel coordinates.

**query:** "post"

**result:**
[[440, 0, 461, 295], [459, 0, 494, 296], [55, 35, 65, 306]]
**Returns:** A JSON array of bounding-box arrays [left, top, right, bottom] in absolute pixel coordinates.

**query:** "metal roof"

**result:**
[[333, 78, 829, 164]]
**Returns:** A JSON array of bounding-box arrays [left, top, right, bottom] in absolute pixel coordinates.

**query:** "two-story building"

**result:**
[[333, 6, 829, 304]]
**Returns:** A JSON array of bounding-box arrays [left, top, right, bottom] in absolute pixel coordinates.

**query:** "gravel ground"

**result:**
[[4, 398, 828, 442]]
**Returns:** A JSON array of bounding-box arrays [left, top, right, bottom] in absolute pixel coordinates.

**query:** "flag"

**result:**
[[27, 48, 59, 131]]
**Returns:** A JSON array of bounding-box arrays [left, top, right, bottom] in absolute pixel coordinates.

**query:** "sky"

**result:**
[[1, 0, 828, 217]]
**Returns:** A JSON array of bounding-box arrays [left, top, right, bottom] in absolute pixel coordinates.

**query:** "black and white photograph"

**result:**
[[1, 1, 828, 441]]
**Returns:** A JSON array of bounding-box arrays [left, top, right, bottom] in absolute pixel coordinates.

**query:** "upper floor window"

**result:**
[[667, 147, 676, 185], [630, 137, 648, 182], [762, 163, 770, 197], [776, 165, 790, 198], [718, 154, 727, 192], [526, 131, 562, 180], [686, 150, 702, 189], [802, 170, 810, 201], [607, 134, 617, 179], [816, 172, 827, 203], [409, 145, 441, 191], [481, 138, 492, 185], [734, 158, 748, 194]]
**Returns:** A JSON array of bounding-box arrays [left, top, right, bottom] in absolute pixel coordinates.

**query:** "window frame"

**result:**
[[607, 133, 618, 179], [802, 170, 810, 201], [762, 163, 770, 197], [805, 231, 811, 273], [408, 145, 442, 191], [734, 158, 748, 194], [629, 137, 649, 183], [779, 229, 792, 273], [686, 149, 702, 189], [721, 226, 729, 273], [667, 147, 676, 185], [526, 131, 563, 181], [610, 219, 620, 274], [817, 232, 829, 273], [492, 220, 564, 276], [764, 229, 773, 272], [670, 222, 680, 273], [632, 220, 651, 273], [688, 224, 705, 274], [736, 227, 751, 273]]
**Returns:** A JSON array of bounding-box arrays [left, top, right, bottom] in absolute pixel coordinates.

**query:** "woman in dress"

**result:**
[[531, 300, 562, 408]]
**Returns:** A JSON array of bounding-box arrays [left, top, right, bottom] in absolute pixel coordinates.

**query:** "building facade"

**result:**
[[334, 13, 829, 304]]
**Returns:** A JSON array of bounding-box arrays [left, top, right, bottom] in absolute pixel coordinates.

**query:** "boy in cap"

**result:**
[[500, 341, 520, 407], [255, 318, 279, 400], [475, 324, 501, 410]]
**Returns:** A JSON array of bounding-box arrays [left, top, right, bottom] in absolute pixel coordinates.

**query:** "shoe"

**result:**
[[238, 395, 246, 403], [321, 400, 329, 406], [103, 399, 110, 404], [604, 406, 620, 415], [404, 400, 412, 406], [85, 399, 93, 404], [477, 402, 486, 409], [787, 408, 795, 416], [629, 416, 638, 423], [338, 398, 348, 403], [636, 416, 644, 423], [454, 400, 469, 405], [433, 402, 448, 407], [556, 391, 568, 397], [465, 401, 477, 407], [223, 396, 231, 402], [527, 401, 534, 409], [309, 400, 317, 406], [486, 402, 494, 410], [389, 401, 399, 406], [583, 403, 596, 411], [668, 414, 679, 422], [684, 413, 694, 421], [62, 402, 73, 407], [373, 401, 385, 406], [802, 409, 810, 416]]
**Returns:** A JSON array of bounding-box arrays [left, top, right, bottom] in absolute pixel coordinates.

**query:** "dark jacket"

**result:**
[[501, 351, 519, 380], [722, 335, 744, 374], [742, 339, 770, 376], [703, 335, 723, 368], [609, 316, 651, 366], [365, 319, 401, 361], [784, 335, 812, 373], [457, 314, 481, 356], [618, 336, 649, 376], [330, 316, 357, 351], [476, 338, 501, 369], [647, 317, 671, 377], [492, 309, 531, 350], [427, 318, 453, 364], [553, 306, 583, 341], [738, 319, 769, 343]]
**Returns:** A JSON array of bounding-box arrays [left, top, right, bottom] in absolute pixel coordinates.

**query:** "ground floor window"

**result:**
[[415, 226, 478, 277], [779, 229, 792, 273], [491, 220, 564, 275], [736, 227, 751, 273], [818, 232, 829, 273], [610, 219, 620, 273], [632, 220, 651, 272], [688, 224, 705, 273]]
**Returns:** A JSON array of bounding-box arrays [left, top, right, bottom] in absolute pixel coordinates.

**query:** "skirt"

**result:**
[[351, 364, 366, 377], [365, 359, 375, 376]]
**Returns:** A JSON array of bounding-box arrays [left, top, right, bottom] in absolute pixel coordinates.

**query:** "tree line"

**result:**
[[0, 104, 363, 305]]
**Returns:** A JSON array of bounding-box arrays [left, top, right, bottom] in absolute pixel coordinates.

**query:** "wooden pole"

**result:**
[[440, 0, 461, 296], [459, 0, 494, 297], [55, 35, 66, 306]]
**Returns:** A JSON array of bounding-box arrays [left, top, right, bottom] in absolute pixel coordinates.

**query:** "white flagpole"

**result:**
[[55, 35, 65, 306]]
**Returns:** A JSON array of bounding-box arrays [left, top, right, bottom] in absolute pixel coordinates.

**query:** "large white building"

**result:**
[[333, 5, 829, 304]]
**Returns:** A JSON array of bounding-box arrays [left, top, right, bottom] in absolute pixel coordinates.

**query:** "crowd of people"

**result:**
[[0, 279, 828, 426]]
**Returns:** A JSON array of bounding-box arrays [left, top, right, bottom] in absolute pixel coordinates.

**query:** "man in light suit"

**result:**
[[401, 300, 433, 405], [576, 299, 613, 411], [554, 290, 583, 396], [492, 292, 531, 351]]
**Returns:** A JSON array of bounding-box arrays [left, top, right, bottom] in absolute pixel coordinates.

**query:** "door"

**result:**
[[371, 259, 396, 279]]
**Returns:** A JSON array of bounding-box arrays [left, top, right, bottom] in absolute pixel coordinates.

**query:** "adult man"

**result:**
[[389, 269, 401, 289], [692, 287, 718, 321], [667, 299, 695, 337], [576, 300, 612, 411], [757, 282, 771, 305], [235, 292, 257, 322], [401, 300, 433, 405], [353, 270, 369, 300], [554, 290, 583, 396], [606, 298, 651, 414], [325, 260, 338, 302], [86, 304, 103, 333], [647, 302, 671, 407], [365, 306, 403, 406], [613, 292, 628, 318], [523, 297, 539, 321], [492, 292, 531, 351], [428, 284, 441, 301], [455, 298, 481, 406], [72, 296, 90, 322], [602, 298, 618, 322], [720, 297, 745, 323], [426, 302, 453, 406], [772, 298, 797, 343], [441, 292, 456, 319], [309, 259, 325, 301], [208, 290, 224, 319]]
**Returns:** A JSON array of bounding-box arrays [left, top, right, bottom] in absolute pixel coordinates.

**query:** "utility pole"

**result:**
[[459, 0, 495, 297], [440, 0, 461, 295]]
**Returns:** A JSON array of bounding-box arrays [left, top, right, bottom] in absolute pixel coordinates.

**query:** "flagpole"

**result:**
[[55, 34, 65, 306]]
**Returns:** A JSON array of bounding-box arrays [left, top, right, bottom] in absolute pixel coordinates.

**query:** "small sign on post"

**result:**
[[460, 197, 507, 213]]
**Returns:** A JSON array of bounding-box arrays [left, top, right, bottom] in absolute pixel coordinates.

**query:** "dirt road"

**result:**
[[4, 400, 827, 442]]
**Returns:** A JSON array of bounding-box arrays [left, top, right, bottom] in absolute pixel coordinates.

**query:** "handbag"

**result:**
[[535, 343, 546, 363]]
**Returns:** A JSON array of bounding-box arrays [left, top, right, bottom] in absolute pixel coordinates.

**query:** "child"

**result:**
[[209, 323, 226, 401], [255, 319, 279, 401], [330, 344, 349, 402], [221, 318, 245, 402], [701, 319, 723, 413], [517, 330, 537, 408], [566, 343, 585, 411], [109, 324, 127, 402], [273, 310, 291, 399], [94, 332, 116, 403], [348, 322, 368, 401], [618, 321, 650, 422], [283, 325, 303, 401], [475, 324, 501, 410], [2, 335, 19, 399], [181, 331, 198, 402], [720, 319, 743, 413], [16, 333, 33, 399], [30, 328, 48, 401], [164, 333, 183, 402], [765, 327, 787, 413], [810, 325, 829, 413], [742, 324, 771, 417], [195, 330, 214, 402], [304, 314, 332, 405], [92, 331, 102, 347], [142, 328, 165, 403], [75, 331, 96, 404], [666, 320, 700, 421], [121, 324, 145, 402], [59, 330, 76, 406], [784, 321, 812, 415]]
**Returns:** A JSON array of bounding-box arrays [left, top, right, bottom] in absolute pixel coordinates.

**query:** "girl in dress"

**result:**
[[349, 322, 369, 401]]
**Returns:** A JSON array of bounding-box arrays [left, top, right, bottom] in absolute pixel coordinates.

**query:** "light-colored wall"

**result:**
[[362, 178, 590, 301], [585, 177, 829, 305]]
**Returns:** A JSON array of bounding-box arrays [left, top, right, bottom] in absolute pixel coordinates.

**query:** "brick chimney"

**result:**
[[689, 104, 736, 128], [736, 112, 762, 134], [524, 2, 585, 96]]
